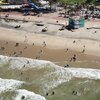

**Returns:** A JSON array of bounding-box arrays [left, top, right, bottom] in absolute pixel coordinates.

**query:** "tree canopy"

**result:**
[[86, 0, 96, 4], [58, 0, 96, 4]]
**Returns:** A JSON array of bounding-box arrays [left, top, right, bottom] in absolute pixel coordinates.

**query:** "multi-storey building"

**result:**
[[7, 0, 28, 4]]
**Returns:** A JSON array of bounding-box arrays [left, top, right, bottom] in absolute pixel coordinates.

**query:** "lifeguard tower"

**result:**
[[68, 16, 85, 29]]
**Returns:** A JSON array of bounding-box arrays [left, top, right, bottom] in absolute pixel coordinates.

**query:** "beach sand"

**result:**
[[0, 37, 100, 69], [0, 13, 100, 69]]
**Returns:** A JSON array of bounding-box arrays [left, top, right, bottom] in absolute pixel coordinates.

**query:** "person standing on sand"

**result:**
[[83, 45, 85, 48], [64, 64, 69, 68], [72, 54, 77, 62], [15, 43, 19, 47], [33, 43, 34, 45], [24, 46, 27, 49], [73, 40, 76, 43], [24, 34, 28, 43], [5, 42, 8, 44], [82, 49, 85, 53], [70, 54, 77, 62], [65, 48, 69, 52], [43, 41, 46, 47], [70, 58, 72, 62]]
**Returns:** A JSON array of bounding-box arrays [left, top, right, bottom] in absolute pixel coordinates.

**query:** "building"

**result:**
[[7, 0, 28, 4]]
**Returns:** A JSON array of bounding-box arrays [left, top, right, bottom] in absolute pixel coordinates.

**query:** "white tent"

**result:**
[[39, 0, 49, 5]]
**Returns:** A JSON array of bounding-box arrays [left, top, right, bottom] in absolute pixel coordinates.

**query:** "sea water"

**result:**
[[0, 55, 100, 100]]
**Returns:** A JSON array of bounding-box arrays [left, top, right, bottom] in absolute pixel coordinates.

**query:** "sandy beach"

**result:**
[[0, 13, 100, 69]]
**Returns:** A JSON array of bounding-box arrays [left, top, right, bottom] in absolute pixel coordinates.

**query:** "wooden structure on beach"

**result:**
[[68, 16, 85, 29]]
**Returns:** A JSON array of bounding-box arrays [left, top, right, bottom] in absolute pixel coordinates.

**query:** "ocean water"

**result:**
[[0, 55, 100, 100]]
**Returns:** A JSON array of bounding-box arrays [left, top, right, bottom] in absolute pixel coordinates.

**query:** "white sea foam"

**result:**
[[0, 55, 100, 91], [0, 55, 50, 70], [43, 62, 100, 80], [14, 89, 46, 100], [67, 68, 100, 80], [39, 64, 100, 91], [40, 66, 72, 90], [0, 78, 24, 93]]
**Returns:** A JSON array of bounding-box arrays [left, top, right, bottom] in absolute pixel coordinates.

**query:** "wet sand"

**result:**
[[0, 40, 100, 69]]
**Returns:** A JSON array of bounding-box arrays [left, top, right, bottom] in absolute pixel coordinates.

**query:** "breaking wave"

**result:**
[[0, 55, 100, 100], [13, 89, 46, 100], [0, 78, 24, 94]]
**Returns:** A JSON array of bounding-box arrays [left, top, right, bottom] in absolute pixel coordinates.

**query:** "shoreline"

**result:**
[[0, 38, 100, 69]]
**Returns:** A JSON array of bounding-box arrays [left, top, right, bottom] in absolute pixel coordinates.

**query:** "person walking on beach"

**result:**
[[73, 54, 77, 62], [43, 41, 46, 47], [70, 54, 77, 62], [82, 49, 85, 53], [73, 40, 76, 43], [65, 48, 69, 52], [64, 64, 69, 68], [24, 34, 28, 43]]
